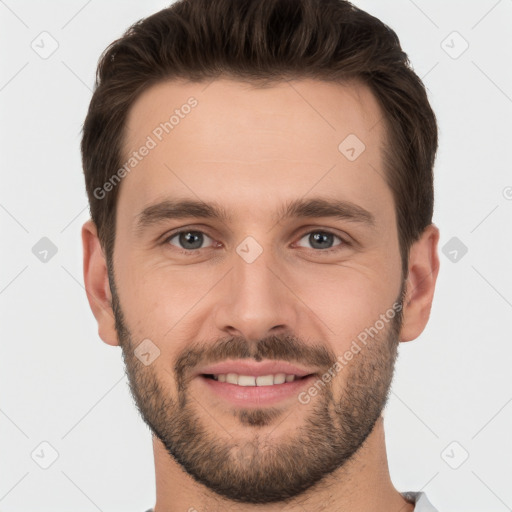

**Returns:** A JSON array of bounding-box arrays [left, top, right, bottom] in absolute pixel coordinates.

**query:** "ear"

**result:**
[[399, 224, 440, 342], [81, 219, 119, 346]]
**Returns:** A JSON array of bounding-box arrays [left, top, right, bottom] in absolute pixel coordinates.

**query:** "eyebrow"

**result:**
[[134, 197, 376, 236]]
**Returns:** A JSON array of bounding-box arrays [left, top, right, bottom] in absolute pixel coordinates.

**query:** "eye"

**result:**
[[295, 230, 346, 252], [165, 230, 215, 251], [162, 228, 349, 255]]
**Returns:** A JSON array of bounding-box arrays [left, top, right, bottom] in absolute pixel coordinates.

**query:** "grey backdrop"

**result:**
[[1, 1, 511, 511]]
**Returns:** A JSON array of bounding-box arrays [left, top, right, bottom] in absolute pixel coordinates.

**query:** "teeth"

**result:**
[[256, 375, 274, 386], [226, 373, 238, 384], [273, 373, 286, 384], [238, 375, 256, 386], [212, 372, 298, 386]]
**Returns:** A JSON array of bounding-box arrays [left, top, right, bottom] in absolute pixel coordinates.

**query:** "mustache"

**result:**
[[174, 333, 337, 389]]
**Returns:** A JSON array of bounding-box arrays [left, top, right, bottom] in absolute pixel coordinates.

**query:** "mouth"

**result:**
[[198, 371, 318, 407], [202, 372, 313, 386]]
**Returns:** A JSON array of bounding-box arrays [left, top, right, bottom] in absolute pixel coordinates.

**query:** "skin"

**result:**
[[82, 78, 439, 511]]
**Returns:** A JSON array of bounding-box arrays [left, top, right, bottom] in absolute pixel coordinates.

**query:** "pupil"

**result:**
[[180, 231, 203, 250], [310, 232, 333, 249]]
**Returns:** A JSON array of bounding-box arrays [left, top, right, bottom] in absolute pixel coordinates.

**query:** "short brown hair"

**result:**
[[81, 0, 438, 276]]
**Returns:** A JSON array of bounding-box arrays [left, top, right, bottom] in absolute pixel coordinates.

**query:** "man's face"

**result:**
[[110, 78, 405, 503]]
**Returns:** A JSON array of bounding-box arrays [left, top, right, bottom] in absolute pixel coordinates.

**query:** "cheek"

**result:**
[[295, 262, 401, 349], [115, 260, 216, 341]]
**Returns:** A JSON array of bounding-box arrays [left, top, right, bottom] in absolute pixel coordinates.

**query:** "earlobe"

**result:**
[[399, 224, 440, 342], [81, 219, 120, 346]]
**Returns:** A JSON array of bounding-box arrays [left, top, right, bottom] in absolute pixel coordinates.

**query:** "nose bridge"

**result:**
[[214, 235, 297, 340]]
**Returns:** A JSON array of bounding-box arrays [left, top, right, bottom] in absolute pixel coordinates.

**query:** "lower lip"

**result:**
[[198, 375, 317, 407]]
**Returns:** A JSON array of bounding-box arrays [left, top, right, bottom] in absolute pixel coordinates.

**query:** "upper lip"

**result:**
[[195, 360, 318, 378]]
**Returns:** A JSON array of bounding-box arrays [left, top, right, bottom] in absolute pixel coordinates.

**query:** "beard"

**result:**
[[109, 265, 405, 504]]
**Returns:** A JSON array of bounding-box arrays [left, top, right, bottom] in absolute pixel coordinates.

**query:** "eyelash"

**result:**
[[161, 228, 351, 255]]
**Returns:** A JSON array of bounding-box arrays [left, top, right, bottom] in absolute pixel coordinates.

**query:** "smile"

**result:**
[[204, 373, 304, 386]]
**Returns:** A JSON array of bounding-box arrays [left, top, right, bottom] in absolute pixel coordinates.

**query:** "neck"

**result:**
[[151, 416, 414, 512]]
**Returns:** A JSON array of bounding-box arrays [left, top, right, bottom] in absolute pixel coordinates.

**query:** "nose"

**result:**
[[213, 241, 300, 342]]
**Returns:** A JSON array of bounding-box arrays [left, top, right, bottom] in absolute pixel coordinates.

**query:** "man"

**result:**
[[81, 0, 440, 510]]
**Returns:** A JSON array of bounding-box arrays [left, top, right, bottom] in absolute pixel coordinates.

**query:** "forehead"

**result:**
[[123, 77, 385, 156], [118, 77, 391, 226]]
